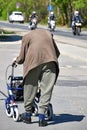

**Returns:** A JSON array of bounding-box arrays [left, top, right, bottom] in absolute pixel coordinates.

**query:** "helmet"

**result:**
[[32, 11, 36, 14], [50, 11, 54, 15], [74, 11, 79, 16]]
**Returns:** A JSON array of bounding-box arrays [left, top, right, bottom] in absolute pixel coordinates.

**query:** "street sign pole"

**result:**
[[50, 0, 51, 6], [49, 0, 51, 12]]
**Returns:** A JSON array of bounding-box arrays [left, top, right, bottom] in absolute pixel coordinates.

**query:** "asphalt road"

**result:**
[[0, 25, 87, 130], [0, 20, 87, 42]]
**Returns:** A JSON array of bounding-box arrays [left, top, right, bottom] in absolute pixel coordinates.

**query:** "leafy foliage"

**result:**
[[0, 0, 87, 26]]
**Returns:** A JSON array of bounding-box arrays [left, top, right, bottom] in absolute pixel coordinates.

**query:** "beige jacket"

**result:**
[[16, 29, 60, 79]]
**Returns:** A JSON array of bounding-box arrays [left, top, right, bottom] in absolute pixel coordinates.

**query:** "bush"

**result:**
[[1, 10, 7, 20]]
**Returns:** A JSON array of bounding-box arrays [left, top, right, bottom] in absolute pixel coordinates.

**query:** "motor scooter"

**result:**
[[72, 20, 82, 35], [49, 20, 56, 31], [28, 18, 37, 30]]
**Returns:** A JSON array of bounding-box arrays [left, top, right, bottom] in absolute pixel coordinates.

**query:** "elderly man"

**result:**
[[13, 29, 60, 127]]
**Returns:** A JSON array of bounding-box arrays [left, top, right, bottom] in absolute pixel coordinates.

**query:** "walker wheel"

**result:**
[[45, 103, 53, 121], [13, 107, 19, 122], [5, 104, 13, 117], [32, 103, 38, 116]]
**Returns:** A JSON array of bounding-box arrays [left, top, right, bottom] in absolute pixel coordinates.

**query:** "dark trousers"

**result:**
[[24, 62, 58, 115]]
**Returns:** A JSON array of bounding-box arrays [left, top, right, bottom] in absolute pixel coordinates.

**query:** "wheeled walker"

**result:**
[[5, 63, 23, 121], [5, 63, 53, 122]]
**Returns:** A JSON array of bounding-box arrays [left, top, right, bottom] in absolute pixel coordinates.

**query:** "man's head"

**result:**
[[32, 11, 36, 15], [74, 11, 79, 16], [50, 11, 54, 16]]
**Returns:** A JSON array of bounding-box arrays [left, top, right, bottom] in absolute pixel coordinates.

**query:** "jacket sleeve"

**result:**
[[52, 38, 60, 58], [16, 36, 26, 64]]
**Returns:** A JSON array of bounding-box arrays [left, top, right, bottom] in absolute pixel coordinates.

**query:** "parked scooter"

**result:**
[[28, 18, 37, 30], [49, 20, 56, 31], [72, 20, 82, 35]]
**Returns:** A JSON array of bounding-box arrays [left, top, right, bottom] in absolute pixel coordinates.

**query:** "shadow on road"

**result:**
[[56, 79, 87, 87], [0, 35, 22, 42], [49, 113, 85, 125]]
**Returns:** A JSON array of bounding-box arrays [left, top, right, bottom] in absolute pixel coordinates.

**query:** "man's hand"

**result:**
[[12, 57, 16, 64], [12, 57, 17, 67]]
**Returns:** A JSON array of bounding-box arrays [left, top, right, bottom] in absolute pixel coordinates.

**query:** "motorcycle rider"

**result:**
[[48, 11, 56, 28], [29, 11, 38, 28], [71, 10, 83, 31]]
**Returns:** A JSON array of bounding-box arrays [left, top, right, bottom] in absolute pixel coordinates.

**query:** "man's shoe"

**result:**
[[20, 113, 31, 124], [39, 119, 48, 127]]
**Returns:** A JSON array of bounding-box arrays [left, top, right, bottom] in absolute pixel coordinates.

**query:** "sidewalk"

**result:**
[[54, 35, 87, 63], [0, 42, 87, 130], [0, 27, 87, 130]]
